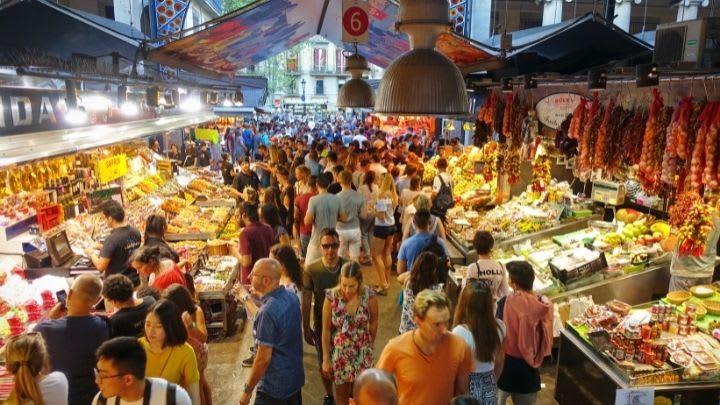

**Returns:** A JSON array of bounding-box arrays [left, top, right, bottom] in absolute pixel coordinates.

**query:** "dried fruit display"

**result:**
[[639, 89, 665, 194], [703, 102, 720, 190], [662, 97, 693, 186], [531, 155, 552, 192], [494, 97, 506, 142], [691, 102, 718, 192], [473, 120, 490, 147], [668, 191, 702, 228], [674, 97, 694, 161], [593, 99, 615, 170], [568, 97, 587, 139], [511, 98, 529, 149], [478, 92, 498, 126], [503, 149, 520, 184], [622, 110, 648, 167], [555, 114, 578, 158], [577, 97, 602, 176], [605, 106, 630, 175], [677, 201, 714, 257], [502, 93, 513, 139]]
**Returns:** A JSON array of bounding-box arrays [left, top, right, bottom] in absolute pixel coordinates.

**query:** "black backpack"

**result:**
[[421, 235, 451, 284], [97, 379, 177, 405], [431, 174, 454, 216]]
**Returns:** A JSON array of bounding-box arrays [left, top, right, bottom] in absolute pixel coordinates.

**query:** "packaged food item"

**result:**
[[606, 299, 632, 316]]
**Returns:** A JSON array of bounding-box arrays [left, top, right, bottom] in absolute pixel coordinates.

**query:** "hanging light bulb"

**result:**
[[374, 0, 469, 116], [338, 52, 374, 109]]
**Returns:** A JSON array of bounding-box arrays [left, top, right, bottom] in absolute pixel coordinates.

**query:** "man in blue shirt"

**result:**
[[397, 208, 449, 274], [35, 274, 110, 405], [240, 258, 304, 405]]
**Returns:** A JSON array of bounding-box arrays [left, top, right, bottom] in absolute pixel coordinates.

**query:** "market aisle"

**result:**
[[204, 264, 559, 404]]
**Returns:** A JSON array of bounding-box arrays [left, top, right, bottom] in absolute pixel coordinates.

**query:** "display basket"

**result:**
[[550, 252, 608, 284]]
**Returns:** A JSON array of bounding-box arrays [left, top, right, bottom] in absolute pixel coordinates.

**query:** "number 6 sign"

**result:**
[[342, 0, 369, 44]]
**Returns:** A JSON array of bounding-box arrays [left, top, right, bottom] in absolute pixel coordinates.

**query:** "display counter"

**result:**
[[447, 215, 601, 265], [193, 255, 240, 338], [555, 327, 720, 404]]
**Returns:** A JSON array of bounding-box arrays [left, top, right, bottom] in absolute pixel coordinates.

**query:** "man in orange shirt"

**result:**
[[377, 290, 474, 405]]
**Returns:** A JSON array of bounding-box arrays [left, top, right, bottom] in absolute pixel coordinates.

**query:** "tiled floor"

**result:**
[[205, 264, 560, 404]]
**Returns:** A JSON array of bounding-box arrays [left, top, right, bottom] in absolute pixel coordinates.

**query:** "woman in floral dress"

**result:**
[[322, 261, 379, 405]]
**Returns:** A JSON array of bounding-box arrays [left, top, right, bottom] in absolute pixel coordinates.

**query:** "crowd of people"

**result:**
[[4, 116, 555, 405]]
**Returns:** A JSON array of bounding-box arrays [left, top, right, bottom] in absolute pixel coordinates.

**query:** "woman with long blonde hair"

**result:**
[[371, 174, 399, 295], [5, 333, 68, 405]]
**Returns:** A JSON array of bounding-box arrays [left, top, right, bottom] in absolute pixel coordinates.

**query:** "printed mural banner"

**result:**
[[148, 0, 497, 77], [148, 0, 323, 77], [149, 0, 192, 80]]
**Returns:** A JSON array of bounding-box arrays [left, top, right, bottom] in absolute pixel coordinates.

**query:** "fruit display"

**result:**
[[161, 196, 190, 215], [668, 191, 702, 227], [195, 256, 238, 294], [166, 206, 232, 238], [531, 155, 552, 192], [503, 149, 521, 185], [168, 240, 208, 267], [677, 201, 714, 257], [422, 147, 497, 206], [219, 210, 241, 241]]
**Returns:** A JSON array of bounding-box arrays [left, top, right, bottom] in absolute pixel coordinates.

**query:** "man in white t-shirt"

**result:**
[[92, 337, 191, 405]]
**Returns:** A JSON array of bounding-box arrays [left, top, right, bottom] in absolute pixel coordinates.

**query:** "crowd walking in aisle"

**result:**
[[4, 115, 556, 405]]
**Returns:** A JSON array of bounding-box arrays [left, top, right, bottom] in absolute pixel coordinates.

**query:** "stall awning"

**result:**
[[480, 13, 653, 77], [0, 112, 216, 167], [146, 0, 499, 77], [0, 0, 145, 68]]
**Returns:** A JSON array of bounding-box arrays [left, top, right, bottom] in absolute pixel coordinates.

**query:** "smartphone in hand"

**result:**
[[56, 290, 67, 310]]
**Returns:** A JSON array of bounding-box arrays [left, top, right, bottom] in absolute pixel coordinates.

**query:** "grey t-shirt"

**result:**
[[308, 193, 343, 236], [337, 190, 365, 230]]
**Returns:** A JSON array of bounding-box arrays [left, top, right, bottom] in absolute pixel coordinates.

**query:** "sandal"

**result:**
[[374, 286, 388, 296]]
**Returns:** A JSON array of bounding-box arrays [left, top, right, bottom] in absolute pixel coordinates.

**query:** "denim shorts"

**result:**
[[373, 225, 395, 240]]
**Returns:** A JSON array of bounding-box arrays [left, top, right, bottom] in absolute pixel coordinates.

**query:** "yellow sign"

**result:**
[[156, 159, 172, 174], [95, 154, 128, 184], [195, 128, 219, 144]]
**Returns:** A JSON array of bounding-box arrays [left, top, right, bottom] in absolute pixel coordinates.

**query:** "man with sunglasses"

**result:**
[[34, 274, 110, 405], [302, 228, 350, 405], [93, 337, 191, 405]]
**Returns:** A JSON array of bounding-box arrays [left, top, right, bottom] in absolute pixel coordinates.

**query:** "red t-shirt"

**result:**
[[238, 221, 274, 283], [151, 262, 188, 291], [294, 191, 317, 236]]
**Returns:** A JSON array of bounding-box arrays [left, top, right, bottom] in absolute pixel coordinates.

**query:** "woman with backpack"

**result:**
[[431, 157, 454, 222], [402, 194, 446, 242]]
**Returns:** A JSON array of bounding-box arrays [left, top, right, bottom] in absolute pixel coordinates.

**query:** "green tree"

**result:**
[[222, 0, 256, 13]]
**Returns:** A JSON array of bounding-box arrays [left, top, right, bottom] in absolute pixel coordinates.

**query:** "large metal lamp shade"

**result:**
[[374, 0, 469, 116], [338, 53, 374, 109]]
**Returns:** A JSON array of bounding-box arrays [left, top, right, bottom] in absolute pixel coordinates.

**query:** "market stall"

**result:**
[[556, 286, 720, 404]]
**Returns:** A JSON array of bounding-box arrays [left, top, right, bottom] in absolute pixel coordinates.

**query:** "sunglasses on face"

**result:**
[[321, 243, 340, 250]]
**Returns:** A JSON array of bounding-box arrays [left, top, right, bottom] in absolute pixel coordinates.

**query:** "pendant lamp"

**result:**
[[337, 53, 374, 109], [374, 0, 469, 116]]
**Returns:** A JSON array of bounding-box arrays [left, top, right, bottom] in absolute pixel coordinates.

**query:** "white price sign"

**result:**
[[535, 93, 583, 130], [342, 0, 370, 44]]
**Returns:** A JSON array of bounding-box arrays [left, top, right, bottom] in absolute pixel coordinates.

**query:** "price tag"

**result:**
[[342, 0, 369, 44], [614, 388, 654, 405], [95, 154, 127, 184]]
